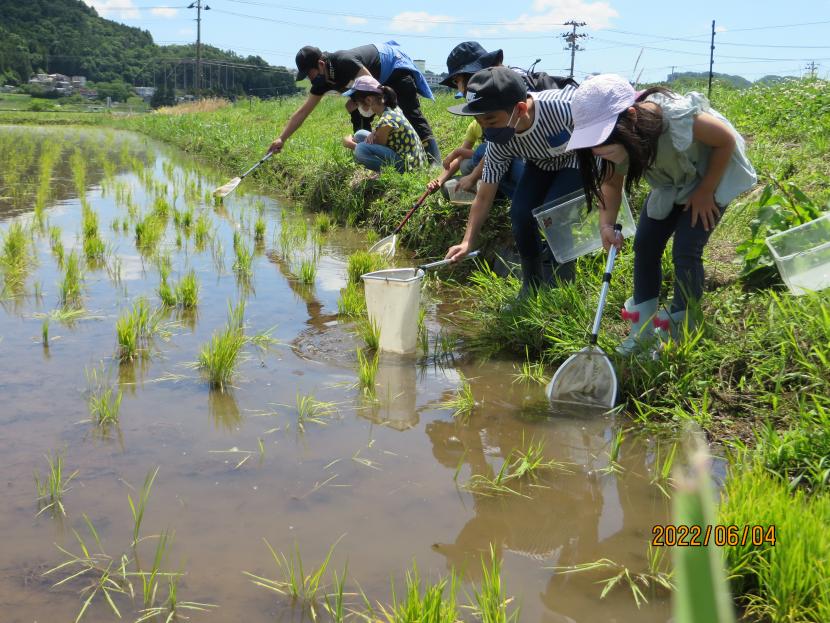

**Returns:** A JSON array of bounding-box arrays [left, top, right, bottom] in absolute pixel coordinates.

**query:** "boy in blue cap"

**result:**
[[269, 41, 441, 165], [444, 66, 581, 297]]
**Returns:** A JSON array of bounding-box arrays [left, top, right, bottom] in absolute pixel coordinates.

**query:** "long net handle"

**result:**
[[589, 224, 623, 344], [240, 151, 274, 180], [394, 187, 435, 235]]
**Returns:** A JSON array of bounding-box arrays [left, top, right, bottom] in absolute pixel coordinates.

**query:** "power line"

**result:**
[[561, 21, 588, 78]]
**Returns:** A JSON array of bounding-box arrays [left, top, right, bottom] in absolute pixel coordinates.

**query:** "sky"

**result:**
[[83, 0, 830, 83]]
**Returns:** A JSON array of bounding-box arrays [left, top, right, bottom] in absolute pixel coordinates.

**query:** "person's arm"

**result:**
[[429, 140, 477, 191], [598, 170, 625, 250], [268, 94, 323, 153], [457, 158, 485, 192], [445, 182, 499, 261], [686, 112, 736, 231]]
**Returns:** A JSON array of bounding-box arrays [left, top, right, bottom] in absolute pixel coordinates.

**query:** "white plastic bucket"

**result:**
[[765, 213, 830, 295], [532, 191, 637, 263], [361, 268, 424, 354], [444, 178, 479, 205]]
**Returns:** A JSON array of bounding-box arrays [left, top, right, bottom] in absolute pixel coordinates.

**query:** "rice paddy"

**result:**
[[0, 123, 705, 623]]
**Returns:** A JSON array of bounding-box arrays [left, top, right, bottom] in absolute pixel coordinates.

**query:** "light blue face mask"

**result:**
[[482, 108, 518, 145]]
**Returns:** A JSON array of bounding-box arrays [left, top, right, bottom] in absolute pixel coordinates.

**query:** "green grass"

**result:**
[[254, 215, 267, 242], [295, 393, 339, 432], [0, 220, 32, 295], [472, 546, 519, 623], [313, 213, 335, 234], [158, 270, 199, 309], [376, 564, 459, 623], [298, 258, 317, 285], [719, 459, 830, 622], [356, 316, 380, 350]]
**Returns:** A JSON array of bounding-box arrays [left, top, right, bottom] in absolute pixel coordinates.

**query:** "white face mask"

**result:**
[[358, 104, 375, 118]]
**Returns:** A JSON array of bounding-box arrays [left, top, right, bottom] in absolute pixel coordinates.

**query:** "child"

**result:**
[[428, 42, 524, 199], [341, 76, 427, 173], [444, 67, 581, 297], [567, 74, 757, 353]]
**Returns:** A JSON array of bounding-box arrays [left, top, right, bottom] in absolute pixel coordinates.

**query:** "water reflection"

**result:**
[[208, 388, 242, 431]]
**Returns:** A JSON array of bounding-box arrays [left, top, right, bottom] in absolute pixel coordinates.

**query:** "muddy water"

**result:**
[[0, 126, 674, 622]]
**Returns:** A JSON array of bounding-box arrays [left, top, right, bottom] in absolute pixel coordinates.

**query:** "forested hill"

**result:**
[[0, 0, 298, 96]]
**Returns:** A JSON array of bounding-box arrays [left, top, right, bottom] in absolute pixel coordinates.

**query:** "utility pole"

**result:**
[[708, 19, 716, 99], [188, 1, 210, 98], [805, 61, 818, 79], [562, 20, 587, 79]]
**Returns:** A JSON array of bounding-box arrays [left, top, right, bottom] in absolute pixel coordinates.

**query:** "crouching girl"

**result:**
[[342, 76, 428, 173]]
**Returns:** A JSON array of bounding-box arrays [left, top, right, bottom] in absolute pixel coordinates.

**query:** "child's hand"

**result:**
[[457, 175, 476, 193], [442, 148, 462, 170], [684, 188, 720, 231], [426, 179, 442, 193], [601, 225, 623, 251], [342, 135, 356, 149], [365, 132, 376, 145]]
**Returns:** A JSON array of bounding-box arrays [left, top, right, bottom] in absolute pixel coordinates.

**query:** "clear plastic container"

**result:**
[[532, 191, 637, 263], [444, 178, 478, 205], [361, 268, 424, 354], [765, 213, 830, 295]]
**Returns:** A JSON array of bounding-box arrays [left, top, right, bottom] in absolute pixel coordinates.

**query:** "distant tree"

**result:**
[[94, 80, 132, 102]]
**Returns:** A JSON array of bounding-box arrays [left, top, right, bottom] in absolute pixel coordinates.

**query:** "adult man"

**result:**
[[269, 41, 441, 164]]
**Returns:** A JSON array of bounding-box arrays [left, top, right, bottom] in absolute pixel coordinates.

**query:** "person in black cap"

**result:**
[[268, 42, 441, 164], [444, 66, 582, 297], [428, 42, 524, 200]]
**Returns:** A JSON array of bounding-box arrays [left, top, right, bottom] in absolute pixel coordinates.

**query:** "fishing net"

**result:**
[[369, 234, 397, 258], [547, 346, 617, 408]]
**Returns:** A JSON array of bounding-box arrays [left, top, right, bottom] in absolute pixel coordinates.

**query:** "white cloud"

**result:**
[[389, 11, 455, 33], [83, 0, 140, 20], [150, 7, 178, 18], [715, 25, 728, 33], [344, 16, 368, 25], [467, 26, 500, 37], [505, 0, 618, 32]]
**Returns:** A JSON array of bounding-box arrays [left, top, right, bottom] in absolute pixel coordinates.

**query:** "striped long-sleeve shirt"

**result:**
[[481, 86, 579, 185]]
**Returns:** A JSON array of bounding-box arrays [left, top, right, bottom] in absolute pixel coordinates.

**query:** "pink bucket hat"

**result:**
[[343, 75, 383, 97], [566, 74, 636, 151]]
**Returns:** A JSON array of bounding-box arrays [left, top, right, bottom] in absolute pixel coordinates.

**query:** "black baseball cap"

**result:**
[[295, 46, 322, 81], [439, 41, 504, 88], [447, 67, 528, 116]]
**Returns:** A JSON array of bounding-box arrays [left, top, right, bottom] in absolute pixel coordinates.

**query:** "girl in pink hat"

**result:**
[[341, 75, 428, 173], [567, 74, 756, 354]]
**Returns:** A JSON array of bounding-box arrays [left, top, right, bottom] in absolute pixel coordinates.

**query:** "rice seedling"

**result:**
[[172, 206, 193, 230], [512, 346, 547, 385], [433, 330, 457, 361], [157, 278, 177, 307], [197, 301, 247, 389], [254, 215, 267, 242], [42, 318, 49, 346], [322, 566, 349, 623], [550, 547, 674, 608], [337, 283, 366, 318], [650, 441, 678, 498], [356, 348, 379, 397], [417, 307, 428, 353], [135, 573, 217, 622], [244, 538, 341, 618], [356, 317, 380, 351], [151, 194, 171, 219], [115, 297, 166, 361], [176, 270, 199, 308], [128, 466, 159, 547], [49, 225, 64, 265], [59, 250, 84, 310], [82, 232, 106, 261], [193, 212, 212, 249], [34, 451, 78, 517], [298, 258, 317, 285], [295, 393, 339, 432], [472, 546, 519, 623], [438, 372, 475, 422], [233, 237, 254, 278], [1, 221, 32, 293], [346, 251, 387, 285], [134, 214, 165, 252], [313, 213, 335, 234], [86, 364, 123, 429], [597, 427, 627, 476], [135, 529, 173, 609], [375, 564, 459, 623], [43, 514, 129, 622]]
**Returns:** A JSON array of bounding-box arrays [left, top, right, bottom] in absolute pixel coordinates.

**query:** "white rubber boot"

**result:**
[[617, 297, 659, 355], [654, 308, 695, 342]]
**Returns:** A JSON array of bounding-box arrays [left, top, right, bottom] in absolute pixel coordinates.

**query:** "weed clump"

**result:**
[[346, 251, 387, 285]]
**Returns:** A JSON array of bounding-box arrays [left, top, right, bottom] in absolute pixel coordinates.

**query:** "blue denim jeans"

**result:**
[[467, 143, 524, 199], [633, 199, 726, 311], [353, 130, 404, 172], [511, 163, 582, 262]]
